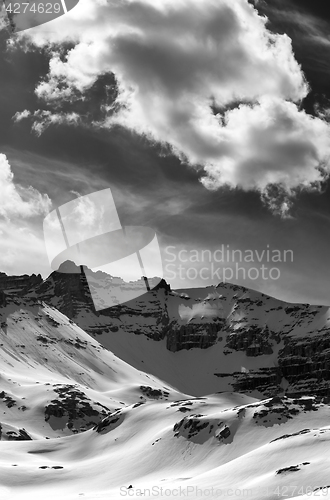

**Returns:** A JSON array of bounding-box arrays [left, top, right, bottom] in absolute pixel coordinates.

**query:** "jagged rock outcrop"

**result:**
[[34, 267, 96, 319], [44, 384, 110, 433], [0, 272, 42, 296]]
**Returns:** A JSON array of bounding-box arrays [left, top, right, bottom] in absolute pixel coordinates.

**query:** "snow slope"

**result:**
[[1, 297, 330, 499]]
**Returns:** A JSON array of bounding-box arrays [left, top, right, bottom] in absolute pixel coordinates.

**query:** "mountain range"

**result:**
[[1, 263, 330, 499]]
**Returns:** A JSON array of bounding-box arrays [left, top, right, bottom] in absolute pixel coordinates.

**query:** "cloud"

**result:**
[[253, 0, 330, 72], [0, 154, 52, 276], [0, 218, 51, 276], [68, 189, 104, 230], [14, 109, 81, 136], [0, 5, 9, 31], [13, 109, 31, 122], [0, 153, 51, 218], [200, 97, 330, 190], [18, 0, 330, 214]]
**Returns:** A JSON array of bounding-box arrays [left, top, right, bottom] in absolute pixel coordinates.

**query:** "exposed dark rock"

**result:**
[[166, 320, 224, 351], [217, 426, 231, 439], [44, 385, 109, 432], [140, 386, 169, 399], [276, 463, 310, 475], [314, 486, 330, 492], [6, 428, 32, 441], [0, 391, 16, 408], [225, 325, 275, 356], [270, 428, 311, 443], [173, 415, 210, 439], [93, 410, 124, 434]]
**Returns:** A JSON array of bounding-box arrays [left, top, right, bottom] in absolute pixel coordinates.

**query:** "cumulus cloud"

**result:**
[[13, 109, 31, 122], [0, 153, 51, 218], [19, 0, 330, 214], [200, 97, 330, 189]]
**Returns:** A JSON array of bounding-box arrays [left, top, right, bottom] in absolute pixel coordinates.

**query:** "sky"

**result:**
[[1, 0, 330, 304]]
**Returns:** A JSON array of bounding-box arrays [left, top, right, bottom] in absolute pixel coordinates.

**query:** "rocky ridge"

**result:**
[[2, 263, 330, 398]]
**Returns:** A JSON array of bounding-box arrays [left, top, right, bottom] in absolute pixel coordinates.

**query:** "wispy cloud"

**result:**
[[14, 109, 81, 136]]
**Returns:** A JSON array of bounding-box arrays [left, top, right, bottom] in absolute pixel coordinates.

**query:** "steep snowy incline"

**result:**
[[0, 298, 187, 442]]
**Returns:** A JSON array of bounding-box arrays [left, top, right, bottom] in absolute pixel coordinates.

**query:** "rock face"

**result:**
[[2, 262, 330, 398], [0, 272, 42, 297], [32, 266, 95, 319]]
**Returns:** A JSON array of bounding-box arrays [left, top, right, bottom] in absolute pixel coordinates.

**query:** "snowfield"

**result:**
[[1, 299, 330, 499]]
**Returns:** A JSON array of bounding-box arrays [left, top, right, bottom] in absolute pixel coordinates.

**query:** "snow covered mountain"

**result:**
[[2, 282, 330, 499], [12, 261, 330, 399]]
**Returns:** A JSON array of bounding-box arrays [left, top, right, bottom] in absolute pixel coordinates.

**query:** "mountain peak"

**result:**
[[57, 260, 82, 274]]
